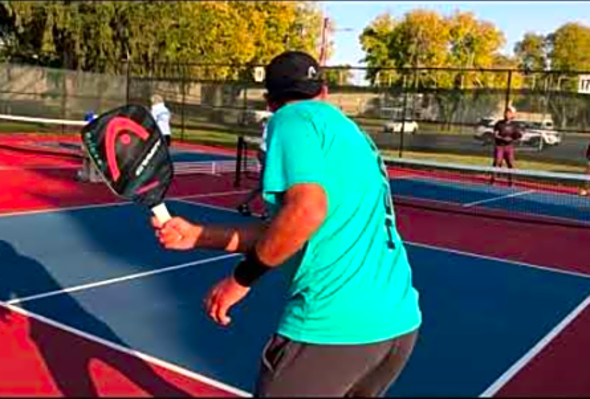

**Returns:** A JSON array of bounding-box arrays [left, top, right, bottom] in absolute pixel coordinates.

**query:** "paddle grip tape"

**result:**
[[152, 203, 172, 224], [233, 248, 273, 287]]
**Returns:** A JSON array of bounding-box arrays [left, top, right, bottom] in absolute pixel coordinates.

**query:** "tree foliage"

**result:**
[[359, 9, 505, 90], [0, 1, 327, 77], [548, 22, 590, 72], [323, 65, 354, 86], [514, 33, 548, 71]]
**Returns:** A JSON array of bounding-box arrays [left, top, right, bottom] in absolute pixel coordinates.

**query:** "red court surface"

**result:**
[[1, 139, 589, 397]]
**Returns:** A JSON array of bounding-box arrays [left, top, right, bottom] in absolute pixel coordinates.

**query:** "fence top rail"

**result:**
[[119, 61, 590, 76]]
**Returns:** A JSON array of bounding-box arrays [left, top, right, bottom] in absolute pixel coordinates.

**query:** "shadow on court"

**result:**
[[0, 240, 191, 397]]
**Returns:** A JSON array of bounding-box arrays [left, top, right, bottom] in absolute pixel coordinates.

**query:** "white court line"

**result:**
[[0, 165, 80, 171], [6, 253, 241, 305], [406, 241, 590, 280], [389, 174, 416, 180], [462, 190, 537, 208], [479, 294, 590, 397], [175, 198, 265, 218], [393, 193, 590, 228], [0, 300, 250, 397], [0, 200, 130, 219], [0, 190, 250, 219], [176, 190, 250, 200], [175, 198, 244, 215], [179, 199, 590, 280]]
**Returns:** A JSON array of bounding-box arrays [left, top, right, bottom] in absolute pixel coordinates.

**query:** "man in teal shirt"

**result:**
[[151, 51, 421, 396]]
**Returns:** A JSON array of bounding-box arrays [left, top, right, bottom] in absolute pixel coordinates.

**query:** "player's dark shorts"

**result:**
[[164, 135, 171, 146], [493, 145, 515, 168], [255, 329, 418, 397]]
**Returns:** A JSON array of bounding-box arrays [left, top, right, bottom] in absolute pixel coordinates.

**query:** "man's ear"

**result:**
[[318, 84, 329, 100], [265, 92, 280, 112]]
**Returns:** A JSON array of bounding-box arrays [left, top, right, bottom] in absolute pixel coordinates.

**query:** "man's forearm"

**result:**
[[194, 221, 267, 253]]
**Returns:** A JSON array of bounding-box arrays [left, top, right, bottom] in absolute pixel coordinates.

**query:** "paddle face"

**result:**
[[80, 104, 173, 209]]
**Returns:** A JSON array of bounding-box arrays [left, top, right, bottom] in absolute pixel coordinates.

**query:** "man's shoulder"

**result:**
[[275, 100, 337, 118], [494, 119, 506, 128], [268, 101, 322, 128]]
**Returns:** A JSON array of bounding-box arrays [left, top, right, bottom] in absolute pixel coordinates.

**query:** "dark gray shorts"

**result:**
[[254, 329, 418, 397]]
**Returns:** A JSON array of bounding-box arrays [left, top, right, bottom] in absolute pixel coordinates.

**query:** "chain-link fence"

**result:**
[[1, 60, 590, 166], [0, 61, 128, 120]]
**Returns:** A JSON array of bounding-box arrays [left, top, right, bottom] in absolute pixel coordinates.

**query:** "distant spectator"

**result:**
[[150, 95, 172, 146]]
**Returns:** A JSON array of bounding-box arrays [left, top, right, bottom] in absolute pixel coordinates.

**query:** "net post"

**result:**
[[180, 62, 186, 142], [234, 135, 245, 187]]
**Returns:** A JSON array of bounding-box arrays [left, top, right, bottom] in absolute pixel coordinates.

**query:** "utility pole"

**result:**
[[318, 17, 353, 67], [319, 17, 329, 66]]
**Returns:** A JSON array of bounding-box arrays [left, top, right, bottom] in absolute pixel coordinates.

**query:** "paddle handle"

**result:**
[[151, 202, 172, 224]]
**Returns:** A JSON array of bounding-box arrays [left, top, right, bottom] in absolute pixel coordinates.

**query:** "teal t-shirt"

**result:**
[[262, 100, 421, 345]]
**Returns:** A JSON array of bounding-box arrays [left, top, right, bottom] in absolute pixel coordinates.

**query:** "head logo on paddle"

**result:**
[[80, 104, 173, 223]]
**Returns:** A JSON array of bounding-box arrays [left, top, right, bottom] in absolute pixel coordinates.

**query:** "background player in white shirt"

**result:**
[[150, 94, 172, 146]]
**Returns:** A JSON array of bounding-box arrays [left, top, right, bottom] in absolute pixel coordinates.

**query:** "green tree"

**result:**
[[544, 23, 590, 129], [359, 12, 397, 85], [390, 9, 449, 69], [323, 65, 354, 86], [548, 22, 590, 71], [514, 32, 548, 71], [0, 1, 327, 76], [359, 9, 507, 126]]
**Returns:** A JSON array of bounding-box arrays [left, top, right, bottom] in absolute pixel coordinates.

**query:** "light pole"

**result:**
[[318, 17, 353, 66]]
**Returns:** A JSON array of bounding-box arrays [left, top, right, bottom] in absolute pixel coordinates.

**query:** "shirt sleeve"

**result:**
[[159, 108, 171, 123], [263, 111, 325, 195], [513, 124, 523, 140]]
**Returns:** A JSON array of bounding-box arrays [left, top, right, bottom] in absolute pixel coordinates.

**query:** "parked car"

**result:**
[[519, 121, 562, 149], [474, 117, 560, 149], [383, 119, 419, 134], [473, 117, 497, 144]]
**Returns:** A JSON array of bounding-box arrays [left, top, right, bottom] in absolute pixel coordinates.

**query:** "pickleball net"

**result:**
[[0, 113, 87, 158], [0, 113, 259, 179], [235, 134, 590, 228]]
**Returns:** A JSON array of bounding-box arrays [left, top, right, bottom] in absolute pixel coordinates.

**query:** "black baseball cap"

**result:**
[[264, 51, 324, 102]]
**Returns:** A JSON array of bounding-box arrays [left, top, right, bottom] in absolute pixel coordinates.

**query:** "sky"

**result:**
[[321, 1, 590, 66]]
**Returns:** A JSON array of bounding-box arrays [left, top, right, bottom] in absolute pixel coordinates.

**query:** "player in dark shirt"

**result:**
[[490, 106, 522, 185]]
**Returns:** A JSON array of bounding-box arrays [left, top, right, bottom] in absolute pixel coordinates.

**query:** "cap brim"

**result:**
[[267, 80, 323, 100]]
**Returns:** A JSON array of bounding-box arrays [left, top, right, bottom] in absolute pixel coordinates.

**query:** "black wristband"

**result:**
[[233, 248, 273, 287]]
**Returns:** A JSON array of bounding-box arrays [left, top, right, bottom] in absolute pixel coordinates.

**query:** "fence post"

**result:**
[[61, 69, 67, 134], [234, 135, 244, 188], [399, 73, 408, 158]]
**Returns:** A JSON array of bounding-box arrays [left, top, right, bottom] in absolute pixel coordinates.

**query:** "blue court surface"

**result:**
[[391, 175, 590, 224], [1, 200, 589, 396]]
